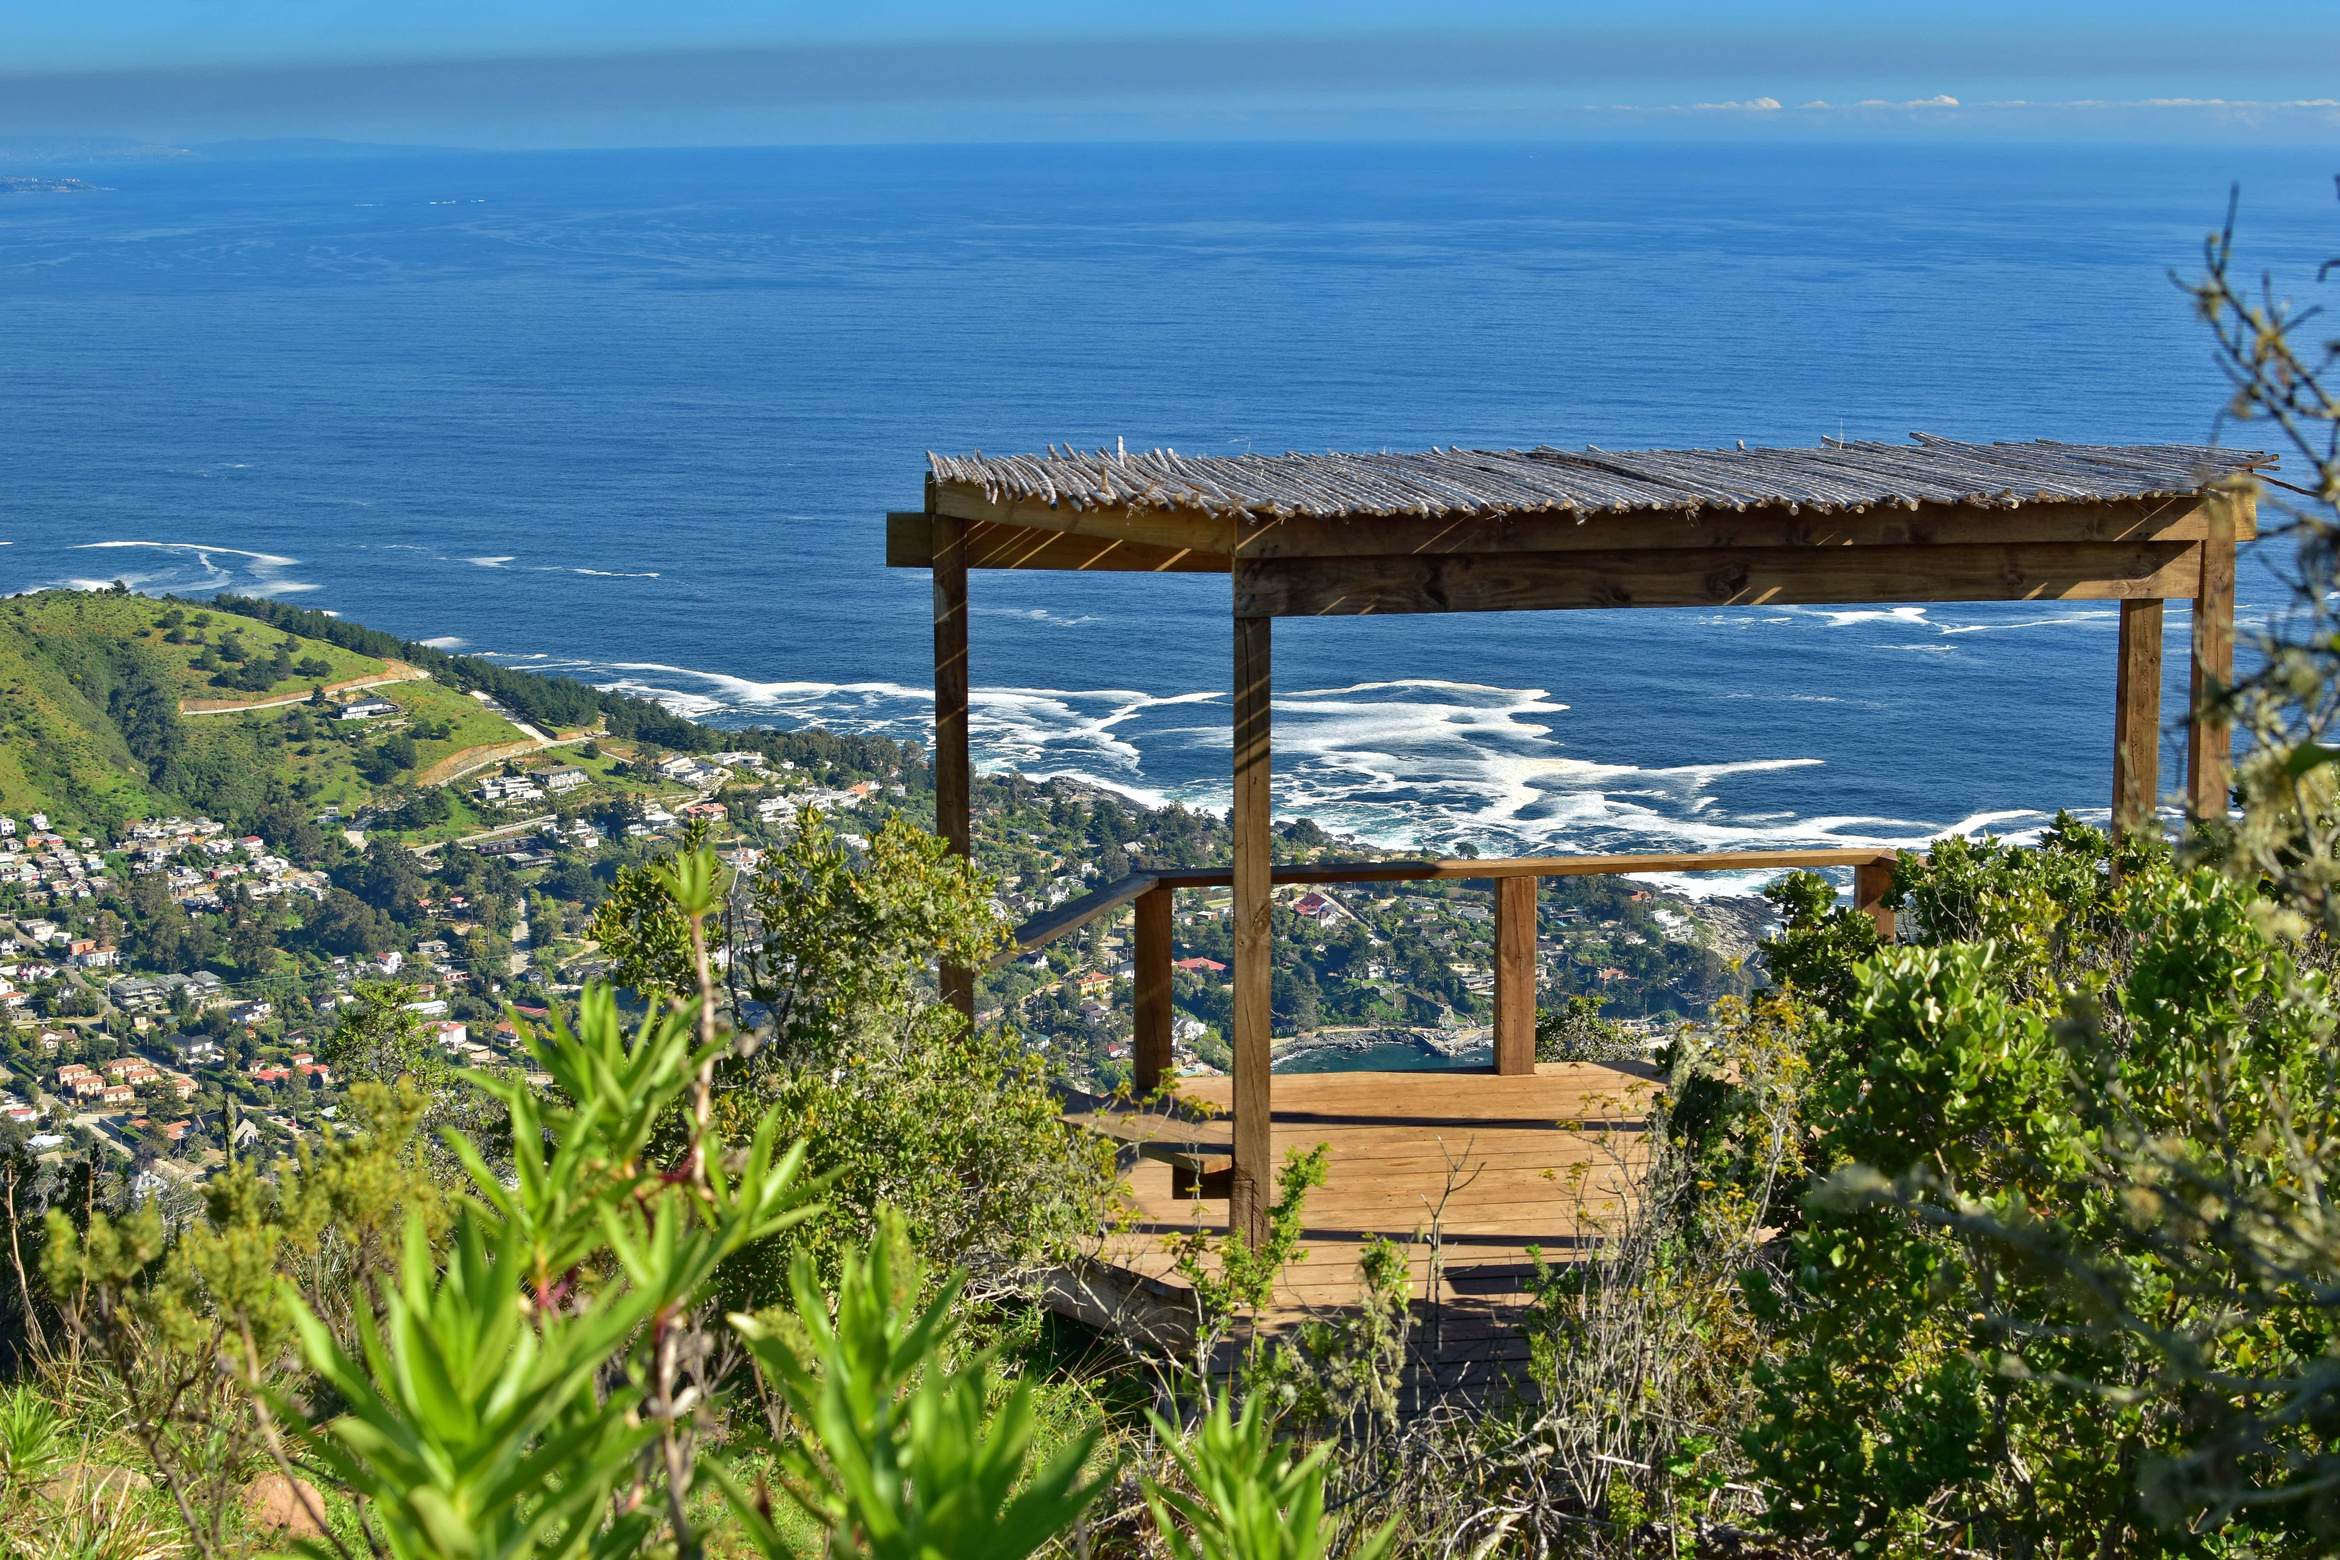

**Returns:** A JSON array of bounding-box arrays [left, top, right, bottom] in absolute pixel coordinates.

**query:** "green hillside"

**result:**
[[0, 587, 927, 847], [0, 588, 538, 836]]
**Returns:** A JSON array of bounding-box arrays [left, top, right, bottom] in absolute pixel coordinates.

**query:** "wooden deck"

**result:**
[[1054, 1061, 1662, 1398]]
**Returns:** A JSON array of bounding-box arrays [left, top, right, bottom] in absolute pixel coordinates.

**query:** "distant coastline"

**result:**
[[0, 176, 107, 194]]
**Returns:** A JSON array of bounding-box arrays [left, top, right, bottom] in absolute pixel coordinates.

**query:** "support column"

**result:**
[[1230, 612, 1274, 1247], [1133, 886, 1174, 1096], [2187, 494, 2239, 820], [1853, 856, 1896, 941], [1493, 876, 1538, 1075], [2112, 598, 2164, 841], [932, 509, 974, 1023]]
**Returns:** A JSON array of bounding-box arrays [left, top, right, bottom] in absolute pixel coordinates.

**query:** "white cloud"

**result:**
[[1594, 93, 2340, 119]]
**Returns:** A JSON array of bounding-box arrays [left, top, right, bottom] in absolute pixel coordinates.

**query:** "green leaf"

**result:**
[[2284, 741, 2340, 777]]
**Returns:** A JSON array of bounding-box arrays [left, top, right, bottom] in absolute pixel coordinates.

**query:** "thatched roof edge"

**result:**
[[927, 435, 2272, 520]]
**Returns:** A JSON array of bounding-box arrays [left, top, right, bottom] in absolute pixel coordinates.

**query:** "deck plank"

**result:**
[[1067, 1062, 1656, 1399]]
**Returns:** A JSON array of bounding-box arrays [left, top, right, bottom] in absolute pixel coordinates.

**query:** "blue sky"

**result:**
[[4, 1, 2337, 148]]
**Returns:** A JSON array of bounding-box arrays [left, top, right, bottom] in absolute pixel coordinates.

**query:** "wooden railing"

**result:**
[[995, 848, 1898, 1088]]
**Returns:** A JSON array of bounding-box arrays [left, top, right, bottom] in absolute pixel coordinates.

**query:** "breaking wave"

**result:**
[[59, 540, 320, 595], [509, 657, 2074, 888]]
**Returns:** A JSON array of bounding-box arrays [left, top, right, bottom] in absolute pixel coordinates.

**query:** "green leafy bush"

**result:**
[[1146, 1390, 1393, 1560], [1533, 994, 1643, 1063], [594, 811, 1116, 1305], [724, 1217, 1110, 1560], [1730, 823, 2340, 1554]]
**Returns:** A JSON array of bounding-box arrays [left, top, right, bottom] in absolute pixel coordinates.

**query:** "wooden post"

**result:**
[[932, 505, 974, 1023], [1853, 856, 1896, 941], [2112, 598, 2164, 840], [2187, 493, 2239, 819], [1133, 886, 1173, 1095], [1493, 875, 1538, 1074], [1230, 612, 1274, 1247]]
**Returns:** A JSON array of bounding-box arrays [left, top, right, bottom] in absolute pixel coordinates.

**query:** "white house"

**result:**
[[340, 696, 399, 720], [543, 767, 587, 793]]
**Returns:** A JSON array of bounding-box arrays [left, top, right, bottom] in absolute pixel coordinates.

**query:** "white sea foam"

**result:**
[[1806, 605, 1933, 628], [417, 636, 466, 649], [1708, 603, 2123, 641], [583, 661, 1205, 804], [1713, 691, 1888, 708], [1937, 614, 2111, 634], [62, 541, 320, 595], [76, 540, 297, 567], [522, 655, 2098, 877], [973, 607, 1102, 628], [366, 544, 654, 579], [599, 661, 929, 709]]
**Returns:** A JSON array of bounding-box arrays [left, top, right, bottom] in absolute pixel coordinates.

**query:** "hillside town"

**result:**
[[0, 576, 1773, 1205], [0, 740, 1766, 1187]]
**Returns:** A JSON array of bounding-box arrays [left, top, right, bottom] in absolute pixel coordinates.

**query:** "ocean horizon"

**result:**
[[4, 138, 2330, 889]]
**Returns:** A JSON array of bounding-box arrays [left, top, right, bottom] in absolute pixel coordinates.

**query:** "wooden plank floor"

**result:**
[[1065, 1061, 1662, 1398]]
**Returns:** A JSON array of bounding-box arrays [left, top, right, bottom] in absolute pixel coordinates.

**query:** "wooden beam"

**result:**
[[986, 873, 1161, 967], [1231, 611, 1274, 1247], [1234, 496, 2243, 561], [932, 507, 974, 1023], [2113, 597, 2165, 840], [932, 485, 1234, 555], [886, 511, 931, 566], [1493, 876, 1538, 1075], [2188, 494, 2240, 819], [927, 482, 2251, 566], [993, 849, 1904, 968], [1236, 540, 2203, 617], [888, 512, 1229, 574], [1133, 886, 1174, 1096], [1854, 857, 1897, 941]]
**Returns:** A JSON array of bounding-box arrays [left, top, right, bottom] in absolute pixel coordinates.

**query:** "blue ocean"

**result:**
[[3, 140, 2331, 882]]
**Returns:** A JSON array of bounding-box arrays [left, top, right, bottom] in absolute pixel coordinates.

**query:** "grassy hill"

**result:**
[[0, 589, 553, 837], [0, 587, 924, 843]]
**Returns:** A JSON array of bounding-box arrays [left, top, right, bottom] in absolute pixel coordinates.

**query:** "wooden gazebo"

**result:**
[[889, 435, 2259, 1249]]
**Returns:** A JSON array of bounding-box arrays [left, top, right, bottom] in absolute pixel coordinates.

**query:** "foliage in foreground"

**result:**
[[26, 838, 1375, 1560], [1745, 828, 2340, 1554], [593, 808, 1120, 1300]]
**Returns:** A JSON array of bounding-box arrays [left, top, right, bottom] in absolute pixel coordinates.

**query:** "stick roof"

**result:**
[[929, 434, 2270, 520]]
